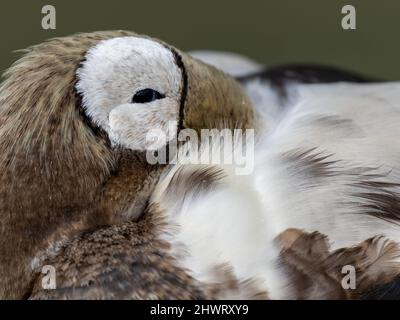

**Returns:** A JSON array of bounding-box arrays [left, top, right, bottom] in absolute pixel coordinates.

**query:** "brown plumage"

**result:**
[[29, 221, 400, 299], [0, 31, 255, 299], [28, 206, 207, 299], [4, 31, 397, 301], [26, 153, 400, 300], [28, 205, 266, 300], [277, 229, 400, 299]]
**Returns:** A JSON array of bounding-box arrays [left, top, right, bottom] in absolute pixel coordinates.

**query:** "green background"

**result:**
[[0, 0, 399, 79]]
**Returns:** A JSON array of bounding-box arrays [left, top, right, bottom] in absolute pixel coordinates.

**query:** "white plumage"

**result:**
[[151, 55, 400, 298]]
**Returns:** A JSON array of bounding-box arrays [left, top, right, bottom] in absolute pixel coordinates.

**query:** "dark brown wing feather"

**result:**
[[28, 207, 207, 300]]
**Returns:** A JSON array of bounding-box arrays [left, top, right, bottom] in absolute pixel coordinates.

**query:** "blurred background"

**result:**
[[0, 0, 399, 79]]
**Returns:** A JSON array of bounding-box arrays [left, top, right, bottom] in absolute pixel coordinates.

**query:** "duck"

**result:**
[[0, 31, 255, 299], [29, 49, 400, 299]]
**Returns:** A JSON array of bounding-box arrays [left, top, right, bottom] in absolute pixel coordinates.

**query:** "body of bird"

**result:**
[[1, 31, 400, 299]]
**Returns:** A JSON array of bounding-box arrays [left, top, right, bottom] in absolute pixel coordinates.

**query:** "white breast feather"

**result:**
[[151, 82, 400, 299]]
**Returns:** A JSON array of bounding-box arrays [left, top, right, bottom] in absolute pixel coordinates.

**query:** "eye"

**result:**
[[131, 88, 165, 104]]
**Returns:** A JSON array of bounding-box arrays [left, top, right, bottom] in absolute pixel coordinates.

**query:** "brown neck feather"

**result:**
[[0, 31, 146, 298]]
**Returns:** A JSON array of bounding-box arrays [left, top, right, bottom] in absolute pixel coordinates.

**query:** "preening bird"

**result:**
[[150, 81, 400, 299], [2, 32, 400, 300], [27, 50, 400, 299], [0, 31, 255, 299]]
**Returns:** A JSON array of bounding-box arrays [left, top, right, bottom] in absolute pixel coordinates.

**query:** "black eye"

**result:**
[[131, 88, 165, 104]]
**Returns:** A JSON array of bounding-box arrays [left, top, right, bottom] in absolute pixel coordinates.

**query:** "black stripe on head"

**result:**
[[74, 58, 112, 148], [169, 48, 188, 133]]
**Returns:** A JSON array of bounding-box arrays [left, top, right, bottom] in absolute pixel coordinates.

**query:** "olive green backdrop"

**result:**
[[0, 0, 399, 79]]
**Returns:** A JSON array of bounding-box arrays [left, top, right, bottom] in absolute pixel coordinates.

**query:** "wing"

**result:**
[[28, 211, 207, 300]]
